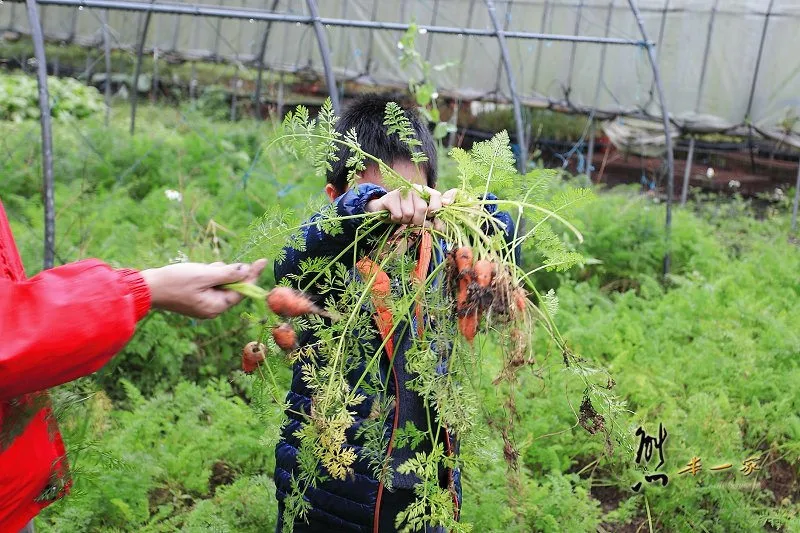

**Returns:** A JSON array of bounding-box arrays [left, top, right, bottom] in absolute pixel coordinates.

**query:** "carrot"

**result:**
[[458, 311, 478, 344], [272, 323, 298, 352], [453, 247, 474, 311], [473, 259, 494, 288], [356, 257, 391, 299], [356, 256, 395, 357], [241, 341, 266, 373], [514, 288, 527, 313], [267, 286, 330, 318], [454, 246, 474, 275], [412, 233, 433, 337]]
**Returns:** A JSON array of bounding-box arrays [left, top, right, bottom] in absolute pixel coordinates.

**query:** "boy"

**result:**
[[274, 94, 515, 532]]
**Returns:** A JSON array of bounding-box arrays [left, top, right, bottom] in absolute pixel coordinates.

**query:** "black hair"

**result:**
[[327, 93, 437, 193]]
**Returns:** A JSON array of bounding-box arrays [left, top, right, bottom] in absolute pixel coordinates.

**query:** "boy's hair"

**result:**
[[327, 93, 438, 193]]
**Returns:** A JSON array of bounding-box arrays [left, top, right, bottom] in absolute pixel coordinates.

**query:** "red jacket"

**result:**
[[0, 200, 151, 531]]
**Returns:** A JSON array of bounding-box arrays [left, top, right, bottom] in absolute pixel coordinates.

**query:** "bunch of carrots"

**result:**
[[448, 246, 527, 344], [230, 285, 328, 373]]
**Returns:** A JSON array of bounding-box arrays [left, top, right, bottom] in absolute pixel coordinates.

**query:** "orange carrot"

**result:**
[[356, 256, 395, 356], [514, 288, 527, 313], [412, 233, 433, 337], [453, 247, 474, 311], [272, 323, 298, 351], [473, 259, 494, 288], [458, 312, 478, 343], [356, 257, 390, 299], [454, 246, 474, 274], [267, 287, 327, 318], [241, 341, 266, 373]]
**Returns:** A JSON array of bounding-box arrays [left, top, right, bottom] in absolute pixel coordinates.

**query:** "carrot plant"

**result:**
[[231, 99, 628, 532]]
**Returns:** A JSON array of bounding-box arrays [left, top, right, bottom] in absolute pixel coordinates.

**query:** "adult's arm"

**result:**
[[0, 259, 150, 401]]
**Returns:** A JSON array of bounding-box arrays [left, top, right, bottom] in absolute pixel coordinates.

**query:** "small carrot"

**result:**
[[412, 233, 433, 337], [241, 341, 266, 373], [514, 288, 527, 313], [473, 259, 495, 288], [356, 256, 395, 357], [453, 246, 474, 312], [272, 323, 298, 352], [356, 257, 391, 299], [267, 286, 331, 319], [454, 246, 474, 275], [459, 311, 478, 344]]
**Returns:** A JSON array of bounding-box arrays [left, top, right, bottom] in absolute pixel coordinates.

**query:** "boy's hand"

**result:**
[[142, 259, 267, 319], [365, 186, 457, 226]]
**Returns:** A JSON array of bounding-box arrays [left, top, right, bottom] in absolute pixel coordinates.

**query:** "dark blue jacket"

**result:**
[[274, 184, 517, 532]]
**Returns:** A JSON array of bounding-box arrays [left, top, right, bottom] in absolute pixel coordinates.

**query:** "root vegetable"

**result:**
[[458, 312, 478, 344], [356, 257, 395, 356], [514, 288, 527, 313], [473, 259, 495, 288], [272, 323, 298, 351], [242, 341, 266, 373], [267, 286, 329, 318]]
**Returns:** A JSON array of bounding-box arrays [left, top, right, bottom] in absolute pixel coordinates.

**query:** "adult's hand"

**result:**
[[141, 259, 267, 319]]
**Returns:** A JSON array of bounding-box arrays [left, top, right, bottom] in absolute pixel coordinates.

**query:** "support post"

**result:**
[[565, 0, 586, 102], [792, 157, 800, 234], [254, 0, 281, 121], [588, 0, 615, 181], [101, 9, 112, 126], [485, 0, 526, 173], [680, 136, 695, 205], [130, 0, 155, 135], [26, 0, 56, 270], [627, 0, 674, 277], [305, 0, 340, 113], [586, 119, 595, 180], [532, 0, 550, 93]]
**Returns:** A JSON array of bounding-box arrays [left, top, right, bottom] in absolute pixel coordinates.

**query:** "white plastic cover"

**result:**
[[2, 0, 798, 138]]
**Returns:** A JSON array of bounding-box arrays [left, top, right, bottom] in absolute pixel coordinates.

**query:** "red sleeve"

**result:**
[[0, 259, 151, 401]]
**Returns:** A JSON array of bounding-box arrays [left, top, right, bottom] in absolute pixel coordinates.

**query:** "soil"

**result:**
[[209, 460, 236, 495], [761, 457, 799, 504]]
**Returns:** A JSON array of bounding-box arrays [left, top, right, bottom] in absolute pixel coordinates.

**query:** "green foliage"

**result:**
[[6, 105, 798, 532], [0, 73, 102, 122], [36, 379, 281, 532]]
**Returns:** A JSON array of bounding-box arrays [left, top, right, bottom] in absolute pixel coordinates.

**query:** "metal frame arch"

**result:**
[[130, 0, 156, 135], [485, 0, 526, 174], [627, 0, 675, 277], [305, 0, 339, 114], [253, 0, 282, 120], [26, 0, 56, 270]]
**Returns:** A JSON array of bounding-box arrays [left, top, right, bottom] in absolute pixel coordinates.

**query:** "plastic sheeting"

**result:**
[[2, 0, 799, 139]]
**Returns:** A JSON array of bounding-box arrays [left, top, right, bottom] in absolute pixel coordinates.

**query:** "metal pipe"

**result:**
[[565, 0, 585, 101], [744, 0, 774, 122], [26, 0, 56, 270], [792, 158, 800, 234], [305, 0, 340, 113], [492, 0, 513, 94], [586, 119, 595, 180], [694, 0, 718, 112], [532, 0, 550, 93], [101, 8, 111, 126], [425, 0, 440, 61], [680, 136, 695, 205], [627, 0, 674, 277], [254, 0, 281, 121], [485, 0, 526, 174], [364, 0, 379, 72], [130, 0, 155, 135], [33, 0, 652, 46], [588, 0, 614, 181]]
